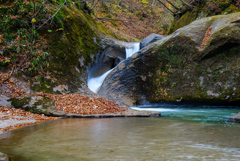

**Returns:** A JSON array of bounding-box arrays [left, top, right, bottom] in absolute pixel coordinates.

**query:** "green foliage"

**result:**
[[2, 27, 49, 75], [0, 0, 63, 76], [165, 67, 170, 73]]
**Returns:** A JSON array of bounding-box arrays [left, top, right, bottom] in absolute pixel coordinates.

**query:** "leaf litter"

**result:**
[[0, 71, 126, 134]]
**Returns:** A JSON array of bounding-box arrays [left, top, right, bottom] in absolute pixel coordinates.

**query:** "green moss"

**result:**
[[10, 97, 31, 109], [168, 3, 239, 34], [10, 96, 55, 115], [168, 4, 211, 34], [147, 40, 240, 104], [142, 36, 199, 103], [41, 7, 114, 91], [31, 97, 55, 114], [31, 78, 56, 94], [221, 4, 240, 15]]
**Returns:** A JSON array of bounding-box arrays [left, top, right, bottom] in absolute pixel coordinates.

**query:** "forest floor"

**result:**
[[91, 0, 174, 40]]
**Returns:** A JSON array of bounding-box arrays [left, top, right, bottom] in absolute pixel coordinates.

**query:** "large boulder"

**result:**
[[99, 12, 240, 106], [140, 33, 164, 49]]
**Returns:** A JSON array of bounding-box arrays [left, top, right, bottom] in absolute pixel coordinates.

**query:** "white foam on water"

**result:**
[[131, 107, 180, 112]]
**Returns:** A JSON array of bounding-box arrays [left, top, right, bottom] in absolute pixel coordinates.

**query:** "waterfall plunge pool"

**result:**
[[0, 106, 240, 160]]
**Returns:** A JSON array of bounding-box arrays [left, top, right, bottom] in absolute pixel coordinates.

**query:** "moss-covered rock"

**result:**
[[41, 7, 108, 92], [35, 5, 133, 94], [168, 2, 240, 34], [221, 4, 240, 15], [99, 12, 240, 106], [10, 96, 56, 115]]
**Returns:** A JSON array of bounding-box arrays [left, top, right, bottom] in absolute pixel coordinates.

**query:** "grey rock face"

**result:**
[[140, 33, 164, 49], [88, 46, 125, 79]]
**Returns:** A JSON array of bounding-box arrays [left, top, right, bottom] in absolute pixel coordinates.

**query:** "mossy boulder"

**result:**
[[99, 12, 240, 106], [168, 3, 240, 34]]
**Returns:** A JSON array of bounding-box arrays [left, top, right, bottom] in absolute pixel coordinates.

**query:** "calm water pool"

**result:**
[[0, 106, 239, 161]]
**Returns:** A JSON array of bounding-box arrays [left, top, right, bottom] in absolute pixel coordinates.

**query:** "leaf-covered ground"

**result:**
[[91, 0, 174, 39], [37, 92, 127, 115], [0, 106, 58, 134], [0, 71, 127, 134]]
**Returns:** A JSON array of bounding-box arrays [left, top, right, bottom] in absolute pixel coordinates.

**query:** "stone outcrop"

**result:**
[[99, 12, 240, 106], [140, 33, 164, 49], [88, 45, 125, 79]]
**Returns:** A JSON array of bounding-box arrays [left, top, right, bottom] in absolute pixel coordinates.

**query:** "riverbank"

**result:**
[[0, 72, 160, 135], [0, 106, 58, 135], [0, 105, 160, 135]]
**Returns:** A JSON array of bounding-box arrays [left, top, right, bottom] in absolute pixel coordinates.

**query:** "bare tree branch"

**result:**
[[180, 0, 194, 9], [157, 0, 175, 14], [33, 0, 48, 18], [152, 0, 156, 7], [165, 0, 180, 10], [90, 0, 100, 10], [37, 0, 67, 30]]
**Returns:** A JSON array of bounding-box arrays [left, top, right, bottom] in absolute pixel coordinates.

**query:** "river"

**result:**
[[0, 106, 239, 160]]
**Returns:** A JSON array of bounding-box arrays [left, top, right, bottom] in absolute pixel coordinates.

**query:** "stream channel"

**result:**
[[0, 106, 240, 160]]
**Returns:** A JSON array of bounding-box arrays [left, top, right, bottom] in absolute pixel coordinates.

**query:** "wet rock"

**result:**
[[0, 152, 9, 161], [140, 33, 164, 49], [99, 12, 240, 106], [229, 112, 240, 122], [88, 46, 125, 79]]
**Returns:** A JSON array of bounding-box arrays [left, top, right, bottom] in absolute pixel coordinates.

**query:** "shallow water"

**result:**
[[0, 107, 240, 161]]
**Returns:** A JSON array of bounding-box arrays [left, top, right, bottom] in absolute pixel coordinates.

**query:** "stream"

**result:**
[[0, 106, 240, 160]]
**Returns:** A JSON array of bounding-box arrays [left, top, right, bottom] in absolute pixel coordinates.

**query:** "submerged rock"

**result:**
[[99, 12, 240, 106], [0, 152, 9, 161], [140, 33, 164, 49]]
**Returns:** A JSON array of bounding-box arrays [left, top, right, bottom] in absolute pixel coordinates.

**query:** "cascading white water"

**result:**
[[125, 43, 140, 58], [87, 42, 140, 93], [87, 69, 113, 93]]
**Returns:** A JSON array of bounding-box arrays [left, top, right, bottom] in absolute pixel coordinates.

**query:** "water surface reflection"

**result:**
[[0, 116, 240, 160]]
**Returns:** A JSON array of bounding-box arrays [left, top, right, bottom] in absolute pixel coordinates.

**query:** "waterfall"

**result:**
[[87, 42, 140, 93], [87, 69, 113, 93], [125, 43, 140, 58]]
